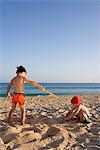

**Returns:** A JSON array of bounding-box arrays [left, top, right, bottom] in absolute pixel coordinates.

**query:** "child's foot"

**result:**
[[82, 118, 91, 124]]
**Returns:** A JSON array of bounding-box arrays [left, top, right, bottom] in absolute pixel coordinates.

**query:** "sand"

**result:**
[[0, 94, 100, 150]]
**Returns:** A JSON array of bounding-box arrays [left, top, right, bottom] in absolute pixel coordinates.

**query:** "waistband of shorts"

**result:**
[[13, 92, 25, 95]]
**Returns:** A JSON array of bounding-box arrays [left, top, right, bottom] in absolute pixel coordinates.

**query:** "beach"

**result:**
[[0, 94, 100, 150]]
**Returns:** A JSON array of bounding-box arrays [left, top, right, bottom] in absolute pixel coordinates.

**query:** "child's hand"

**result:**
[[64, 111, 68, 117], [7, 92, 11, 99]]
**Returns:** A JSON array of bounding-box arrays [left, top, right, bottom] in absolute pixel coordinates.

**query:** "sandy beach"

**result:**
[[0, 94, 100, 150]]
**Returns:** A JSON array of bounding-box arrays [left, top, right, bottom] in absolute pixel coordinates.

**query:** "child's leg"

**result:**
[[8, 102, 17, 125], [19, 104, 25, 125], [78, 111, 87, 122]]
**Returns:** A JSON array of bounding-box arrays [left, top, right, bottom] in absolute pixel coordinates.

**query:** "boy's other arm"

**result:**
[[7, 80, 13, 97], [25, 78, 44, 90]]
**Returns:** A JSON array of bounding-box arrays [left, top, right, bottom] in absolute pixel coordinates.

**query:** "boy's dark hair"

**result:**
[[16, 66, 26, 73]]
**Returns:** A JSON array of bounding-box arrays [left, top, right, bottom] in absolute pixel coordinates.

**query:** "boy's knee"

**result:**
[[11, 108, 15, 112], [21, 109, 25, 114]]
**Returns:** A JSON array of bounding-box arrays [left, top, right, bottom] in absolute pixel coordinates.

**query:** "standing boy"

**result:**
[[7, 66, 46, 125]]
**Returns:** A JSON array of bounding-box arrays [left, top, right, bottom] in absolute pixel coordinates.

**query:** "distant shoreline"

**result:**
[[1, 83, 100, 97], [0, 93, 100, 99]]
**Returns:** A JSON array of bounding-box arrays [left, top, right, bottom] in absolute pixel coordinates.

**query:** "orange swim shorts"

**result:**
[[12, 93, 25, 105]]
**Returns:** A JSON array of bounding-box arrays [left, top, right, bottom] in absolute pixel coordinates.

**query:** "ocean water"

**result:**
[[0, 83, 100, 97]]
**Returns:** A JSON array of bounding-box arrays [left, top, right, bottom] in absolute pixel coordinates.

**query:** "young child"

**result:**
[[65, 96, 91, 123], [7, 66, 47, 125]]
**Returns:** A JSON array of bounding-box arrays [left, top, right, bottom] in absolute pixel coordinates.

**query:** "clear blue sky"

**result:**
[[0, 0, 100, 83]]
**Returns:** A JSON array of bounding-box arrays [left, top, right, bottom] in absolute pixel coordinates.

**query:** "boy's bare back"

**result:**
[[12, 76, 25, 93]]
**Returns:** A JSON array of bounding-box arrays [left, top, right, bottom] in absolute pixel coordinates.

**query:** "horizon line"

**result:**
[[0, 82, 100, 84]]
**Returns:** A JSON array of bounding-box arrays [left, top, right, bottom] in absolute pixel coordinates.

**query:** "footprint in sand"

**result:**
[[39, 125, 69, 150], [13, 131, 42, 149], [0, 126, 22, 146], [0, 124, 42, 150]]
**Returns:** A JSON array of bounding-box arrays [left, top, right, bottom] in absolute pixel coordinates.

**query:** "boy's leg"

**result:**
[[19, 104, 25, 125], [8, 102, 17, 125]]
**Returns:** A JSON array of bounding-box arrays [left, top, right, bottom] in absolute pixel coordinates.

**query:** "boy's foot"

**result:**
[[8, 119, 14, 126], [19, 122, 25, 125]]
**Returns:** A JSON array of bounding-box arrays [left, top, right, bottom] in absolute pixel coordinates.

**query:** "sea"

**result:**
[[0, 83, 100, 97]]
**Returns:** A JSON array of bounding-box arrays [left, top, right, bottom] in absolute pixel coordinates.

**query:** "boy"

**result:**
[[65, 96, 91, 123], [7, 66, 47, 125]]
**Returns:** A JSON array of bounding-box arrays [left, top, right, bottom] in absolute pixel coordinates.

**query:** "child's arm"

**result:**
[[66, 106, 81, 120], [7, 80, 13, 98], [24, 78, 45, 91], [65, 109, 75, 120]]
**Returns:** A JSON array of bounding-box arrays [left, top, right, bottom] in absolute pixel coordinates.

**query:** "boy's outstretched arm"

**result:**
[[25, 78, 45, 91], [25, 78, 60, 99]]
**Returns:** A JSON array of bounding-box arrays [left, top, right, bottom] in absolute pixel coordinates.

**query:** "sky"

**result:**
[[0, 0, 100, 83]]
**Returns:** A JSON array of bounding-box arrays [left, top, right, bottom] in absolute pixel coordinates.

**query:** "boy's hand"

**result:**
[[7, 92, 11, 99], [41, 87, 46, 92], [41, 87, 61, 100]]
